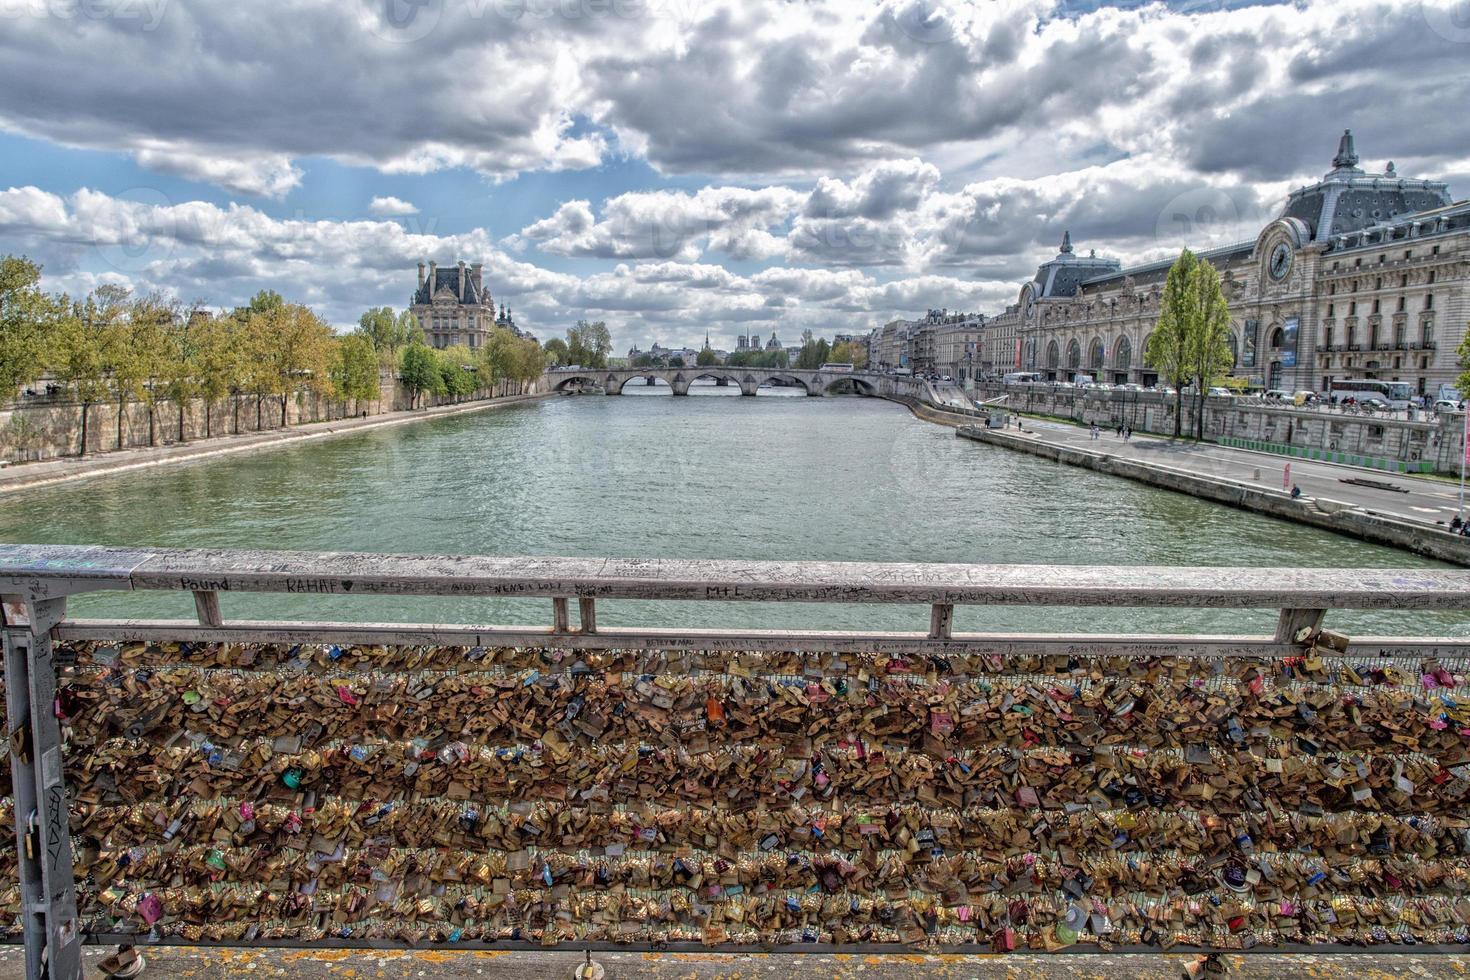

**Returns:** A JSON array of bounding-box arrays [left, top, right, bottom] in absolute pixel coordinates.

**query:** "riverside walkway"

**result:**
[[1008, 420, 1466, 528], [0, 391, 544, 496]]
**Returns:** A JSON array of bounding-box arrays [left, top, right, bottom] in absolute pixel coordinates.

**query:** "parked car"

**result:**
[[1261, 389, 1293, 402], [1208, 387, 1233, 397], [1433, 399, 1465, 413], [1292, 390, 1319, 408]]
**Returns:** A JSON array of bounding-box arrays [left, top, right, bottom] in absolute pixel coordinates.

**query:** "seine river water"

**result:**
[[2, 383, 1459, 636]]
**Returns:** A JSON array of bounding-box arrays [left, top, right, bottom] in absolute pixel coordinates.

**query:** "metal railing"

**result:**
[[4, 545, 1470, 972]]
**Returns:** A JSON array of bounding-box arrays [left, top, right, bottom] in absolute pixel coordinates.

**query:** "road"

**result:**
[[3, 946, 1466, 979], [1010, 419, 1467, 529]]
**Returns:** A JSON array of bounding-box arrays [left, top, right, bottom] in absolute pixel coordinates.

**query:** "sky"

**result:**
[[0, 0, 1467, 354]]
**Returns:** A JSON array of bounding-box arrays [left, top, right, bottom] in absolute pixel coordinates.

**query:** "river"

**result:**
[[2, 382, 1458, 635]]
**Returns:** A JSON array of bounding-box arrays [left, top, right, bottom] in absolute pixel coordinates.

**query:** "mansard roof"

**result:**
[[1280, 130, 1451, 242], [414, 265, 489, 306], [1029, 231, 1122, 298]]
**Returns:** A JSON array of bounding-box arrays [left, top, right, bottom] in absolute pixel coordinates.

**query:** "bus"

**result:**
[[1325, 378, 1413, 410], [1002, 371, 1042, 384]]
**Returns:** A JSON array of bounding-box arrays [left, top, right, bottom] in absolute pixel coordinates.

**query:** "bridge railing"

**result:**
[[4, 545, 1470, 972]]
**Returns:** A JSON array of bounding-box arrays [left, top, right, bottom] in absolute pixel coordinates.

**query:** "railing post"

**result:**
[[552, 597, 570, 633], [578, 597, 597, 635], [193, 590, 222, 628], [1275, 607, 1326, 643], [2, 595, 82, 980], [929, 603, 953, 640]]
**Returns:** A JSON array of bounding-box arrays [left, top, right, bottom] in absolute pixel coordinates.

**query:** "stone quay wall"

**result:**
[[0, 371, 544, 466], [973, 383, 1467, 475]]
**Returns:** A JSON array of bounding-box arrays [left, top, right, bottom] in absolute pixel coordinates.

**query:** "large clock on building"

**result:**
[[1268, 242, 1293, 281]]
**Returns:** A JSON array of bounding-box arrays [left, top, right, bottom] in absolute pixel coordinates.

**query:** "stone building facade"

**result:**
[[998, 133, 1467, 396], [411, 260, 522, 350]]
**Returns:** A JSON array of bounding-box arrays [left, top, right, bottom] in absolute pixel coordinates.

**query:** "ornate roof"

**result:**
[[1029, 231, 1122, 298], [1280, 130, 1451, 242], [413, 263, 491, 307]]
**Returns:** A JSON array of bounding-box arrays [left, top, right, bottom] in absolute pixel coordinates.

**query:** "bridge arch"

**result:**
[[758, 373, 813, 395], [824, 376, 878, 396], [553, 374, 601, 393]]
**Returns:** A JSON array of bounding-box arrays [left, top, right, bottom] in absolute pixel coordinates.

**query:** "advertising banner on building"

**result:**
[[1280, 317, 1299, 368], [1241, 319, 1258, 367]]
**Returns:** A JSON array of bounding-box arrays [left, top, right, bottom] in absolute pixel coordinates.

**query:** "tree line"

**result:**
[[0, 255, 545, 457]]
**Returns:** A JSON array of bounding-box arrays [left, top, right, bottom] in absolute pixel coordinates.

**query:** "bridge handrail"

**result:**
[[2, 544, 1468, 610]]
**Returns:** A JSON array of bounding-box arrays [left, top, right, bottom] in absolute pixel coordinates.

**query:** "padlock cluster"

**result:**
[[1, 637, 1467, 951]]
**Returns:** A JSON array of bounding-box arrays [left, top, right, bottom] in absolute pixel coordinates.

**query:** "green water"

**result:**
[[2, 384, 1461, 636]]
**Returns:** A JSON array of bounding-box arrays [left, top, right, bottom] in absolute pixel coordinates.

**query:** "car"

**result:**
[[1117, 383, 1144, 391], [1291, 390, 1319, 407], [1261, 389, 1293, 402], [1433, 399, 1465, 413], [1208, 387, 1233, 397]]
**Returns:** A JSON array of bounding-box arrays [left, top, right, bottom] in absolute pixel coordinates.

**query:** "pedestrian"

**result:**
[[1116, 423, 1123, 437], [1451, 514, 1464, 534], [1125, 426, 1132, 441], [1290, 484, 1302, 500]]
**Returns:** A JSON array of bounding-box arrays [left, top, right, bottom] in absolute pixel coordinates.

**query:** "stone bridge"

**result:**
[[547, 366, 890, 396]]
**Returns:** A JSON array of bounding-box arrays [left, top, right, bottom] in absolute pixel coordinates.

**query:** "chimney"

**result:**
[[458, 260, 466, 301], [428, 261, 437, 296], [417, 261, 426, 291]]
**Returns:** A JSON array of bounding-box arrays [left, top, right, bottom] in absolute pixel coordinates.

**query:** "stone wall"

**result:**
[[0, 371, 543, 465], [974, 383, 1468, 474]]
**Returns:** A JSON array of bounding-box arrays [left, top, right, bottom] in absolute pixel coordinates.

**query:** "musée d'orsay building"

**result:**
[[884, 132, 1468, 397]]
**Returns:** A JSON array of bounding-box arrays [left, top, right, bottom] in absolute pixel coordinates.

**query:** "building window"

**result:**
[[1425, 294, 1434, 310], [1404, 250, 1412, 259], [1324, 326, 1334, 348], [1428, 270, 1436, 284], [1375, 277, 1382, 290], [1400, 274, 1408, 287], [1422, 320, 1434, 345], [1327, 303, 1334, 317], [1349, 302, 1356, 316], [1394, 321, 1405, 347], [1372, 299, 1380, 314], [1397, 296, 1405, 312]]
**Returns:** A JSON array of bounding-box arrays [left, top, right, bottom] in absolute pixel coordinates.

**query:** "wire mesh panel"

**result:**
[[2, 547, 1470, 963], [6, 635, 1470, 952]]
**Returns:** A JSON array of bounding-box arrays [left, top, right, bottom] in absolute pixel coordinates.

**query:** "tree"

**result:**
[[357, 307, 421, 367], [250, 302, 335, 425], [830, 340, 868, 370], [1186, 259, 1234, 440], [1145, 250, 1199, 437], [668, 356, 685, 368], [50, 290, 121, 456], [696, 346, 719, 367], [0, 255, 60, 400], [400, 343, 440, 408], [1456, 323, 1470, 402], [191, 314, 239, 438], [113, 294, 173, 448], [160, 312, 206, 443], [567, 319, 612, 369], [795, 337, 831, 370], [436, 345, 479, 401], [543, 337, 570, 367], [333, 333, 381, 413]]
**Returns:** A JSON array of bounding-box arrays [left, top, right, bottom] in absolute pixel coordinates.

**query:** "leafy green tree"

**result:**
[[191, 314, 239, 438], [1145, 250, 1199, 437], [668, 356, 685, 368], [400, 343, 441, 408], [795, 336, 831, 370], [436, 345, 479, 401], [0, 255, 60, 400], [160, 311, 207, 443], [829, 341, 867, 369], [567, 319, 612, 369], [510, 335, 546, 393], [543, 337, 570, 367], [114, 294, 173, 447], [248, 302, 335, 426], [357, 307, 421, 367], [1186, 259, 1234, 440], [1456, 323, 1470, 402], [333, 333, 381, 413], [696, 346, 719, 367], [50, 290, 123, 456]]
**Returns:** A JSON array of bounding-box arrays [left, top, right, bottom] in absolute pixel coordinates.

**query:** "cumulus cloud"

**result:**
[[368, 196, 420, 216], [1, 185, 1007, 349]]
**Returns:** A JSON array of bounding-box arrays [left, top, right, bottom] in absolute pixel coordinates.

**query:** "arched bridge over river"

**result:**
[[547, 366, 897, 397]]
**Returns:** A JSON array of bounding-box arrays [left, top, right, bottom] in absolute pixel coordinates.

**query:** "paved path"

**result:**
[[0, 393, 545, 497], [1008, 419, 1467, 530], [2, 946, 1464, 980]]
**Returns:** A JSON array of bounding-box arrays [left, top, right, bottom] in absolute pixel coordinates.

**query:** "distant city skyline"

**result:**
[[1, 0, 1467, 359]]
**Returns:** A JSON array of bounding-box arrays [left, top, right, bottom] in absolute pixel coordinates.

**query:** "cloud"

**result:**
[[368, 196, 420, 216]]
